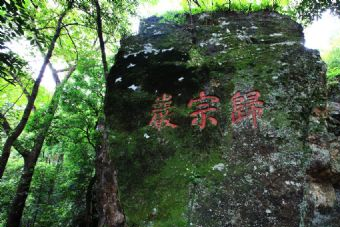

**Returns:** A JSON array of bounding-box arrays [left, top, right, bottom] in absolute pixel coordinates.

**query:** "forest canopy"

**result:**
[[0, 0, 339, 227]]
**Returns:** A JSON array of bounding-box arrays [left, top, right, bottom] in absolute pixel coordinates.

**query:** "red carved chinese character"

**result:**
[[149, 94, 178, 130], [188, 91, 220, 130], [231, 91, 264, 128]]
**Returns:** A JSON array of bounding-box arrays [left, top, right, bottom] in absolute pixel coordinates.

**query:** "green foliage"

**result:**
[[180, 0, 291, 14], [324, 44, 340, 79], [0, 0, 141, 226], [296, 0, 340, 24], [120, 129, 225, 227], [0, 157, 23, 227], [159, 0, 295, 25], [1, 0, 340, 226], [321, 33, 340, 88], [0, 0, 30, 83], [0, 75, 51, 136], [160, 11, 187, 24]]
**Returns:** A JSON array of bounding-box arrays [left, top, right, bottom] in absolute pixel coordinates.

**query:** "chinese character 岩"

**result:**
[[149, 94, 178, 130]]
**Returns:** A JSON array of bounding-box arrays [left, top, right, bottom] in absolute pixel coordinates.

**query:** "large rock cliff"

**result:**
[[105, 11, 340, 227]]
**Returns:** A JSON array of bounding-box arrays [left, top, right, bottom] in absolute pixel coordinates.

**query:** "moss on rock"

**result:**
[[105, 10, 339, 227]]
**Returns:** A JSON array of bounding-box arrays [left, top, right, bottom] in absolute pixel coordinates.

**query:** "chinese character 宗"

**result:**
[[188, 91, 220, 130]]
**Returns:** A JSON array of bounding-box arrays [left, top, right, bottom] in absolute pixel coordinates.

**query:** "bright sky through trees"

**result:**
[[304, 10, 340, 53], [7, 0, 340, 91]]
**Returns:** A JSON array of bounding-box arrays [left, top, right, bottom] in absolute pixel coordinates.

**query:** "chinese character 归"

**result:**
[[231, 91, 264, 128], [188, 91, 220, 130], [149, 93, 178, 130]]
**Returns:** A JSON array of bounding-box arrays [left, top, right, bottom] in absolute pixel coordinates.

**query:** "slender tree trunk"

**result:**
[[35, 39, 61, 85], [95, 129, 126, 227], [12, 75, 36, 111], [92, 1, 126, 226], [47, 154, 63, 204], [0, 4, 71, 179], [93, 0, 108, 76], [5, 66, 75, 227], [1, 113, 28, 156], [6, 154, 37, 227], [84, 175, 97, 227], [30, 171, 45, 227]]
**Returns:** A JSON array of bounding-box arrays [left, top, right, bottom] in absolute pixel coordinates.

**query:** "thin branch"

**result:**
[[34, 32, 61, 85], [85, 125, 96, 150], [35, 26, 56, 31], [193, 0, 202, 7], [62, 23, 79, 62], [58, 36, 63, 49], [60, 22, 113, 35], [35, 14, 60, 31], [0, 3, 72, 180], [29, 0, 38, 8], [36, 22, 78, 31], [64, 65, 77, 81], [92, 37, 98, 48], [187, 0, 193, 26], [83, 99, 100, 117], [0, 83, 11, 92], [1, 77, 15, 85], [48, 64, 61, 85], [0, 113, 29, 157], [95, 36, 109, 52], [5, 54, 76, 227], [60, 22, 79, 29], [12, 76, 32, 100], [93, 0, 108, 76], [2, 91, 25, 116], [11, 75, 36, 111], [56, 67, 73, 73], [0, 113, 12, 136]]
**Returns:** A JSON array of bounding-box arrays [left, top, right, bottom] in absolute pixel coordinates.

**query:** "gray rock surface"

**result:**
[[105, 10, 340, 227]]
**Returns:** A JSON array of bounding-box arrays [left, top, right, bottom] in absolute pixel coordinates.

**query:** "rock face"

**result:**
[[105, 11, 340, 227]]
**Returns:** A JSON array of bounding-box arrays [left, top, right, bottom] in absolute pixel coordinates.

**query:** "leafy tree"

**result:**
[[0, 0, 75, 179], [2, 1, 339, 227], [296, 0, 340, 23], [0, 0, 30, 83], [181, 0, 291, 14], [1, 0, 144, 226], [324, 35, 340, 79]]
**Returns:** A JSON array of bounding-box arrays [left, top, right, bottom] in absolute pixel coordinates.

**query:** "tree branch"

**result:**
[[0, 82, 11, 92], [5, 56, 76, 227], [0, 2, 73, 179], [85, 125, 96, 150], [93, 0, 108, 77], [12, 75, 33, 101], [0, 113, 29, 157], [62, 23, 79, 62], [56, 67, 74, 73], [2, 90, 25, 116]]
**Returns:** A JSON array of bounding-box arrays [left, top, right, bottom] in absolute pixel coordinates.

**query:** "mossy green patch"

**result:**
[[122, 148, 225, 227]]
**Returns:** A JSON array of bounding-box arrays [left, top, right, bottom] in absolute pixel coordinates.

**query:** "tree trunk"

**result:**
[[12, 75, 37, 111], [47, 154, 63, 204], [84, 175, 97, 227], [93, 0, 108, 76], [92, 1, 127, 226], [0, 3, 72, 179], [0, 113, 28, 156], [6, 154, 37, 227], [95, 128, 126, 227], [5, 66, 75, 227]]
